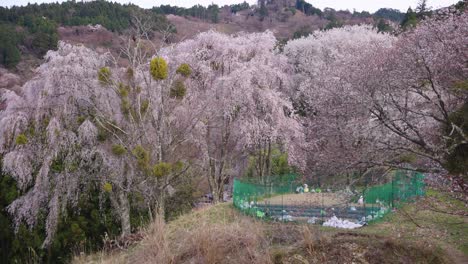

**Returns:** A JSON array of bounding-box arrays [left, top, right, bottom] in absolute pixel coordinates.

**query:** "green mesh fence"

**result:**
[[233, 174, 298, 218], [233, 170, 425, 224], [363, 170, 425, 221]]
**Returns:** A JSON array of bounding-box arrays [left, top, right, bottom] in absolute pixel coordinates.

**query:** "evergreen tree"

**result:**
[[401, 7, 418, 29], [258, 0, 268, 21], [0, 24, 21, 68], [377, 18, 393, 33], [208, 4, 220, 23]]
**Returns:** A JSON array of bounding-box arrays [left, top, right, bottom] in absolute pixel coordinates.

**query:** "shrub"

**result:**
[[121, 99, 131, 115], [132, 145, 150, 170], [170, 79, 187, 99], [176, 63, 192, 77], [150, 57, 168, 80], [15, 134, 28, 145], [103, 182, 113, 193], [111, 144, 127, 156], [98, 67, 112, 85], [140, 99, 150, 114], [118, 83, 130, 97], [97, 128, 108, 142], [77, 116, 86, 125], [126, 67, 134, 79], [50, 158, 65, 173], [152, 162, 172, 178]]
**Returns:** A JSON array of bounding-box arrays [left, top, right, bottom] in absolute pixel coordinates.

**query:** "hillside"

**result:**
[[0, 0, 404, 91], [0, 0, 399, 72], [74, 190, 467, 264]]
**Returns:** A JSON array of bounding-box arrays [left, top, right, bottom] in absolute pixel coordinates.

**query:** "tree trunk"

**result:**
[[208, 159, 223, 204], [266, 139, 272, 177], [155, 191, 166, 218], [118, 192, 131, 237]]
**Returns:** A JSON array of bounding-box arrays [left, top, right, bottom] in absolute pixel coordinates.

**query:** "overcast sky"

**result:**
[[0, 0, 461, 12]]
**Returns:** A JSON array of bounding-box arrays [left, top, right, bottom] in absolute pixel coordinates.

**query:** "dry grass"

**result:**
[[73, 205, 272, 264], [74, 192, 465, 264]]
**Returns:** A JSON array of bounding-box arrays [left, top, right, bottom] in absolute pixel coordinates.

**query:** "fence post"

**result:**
[[363, 188, 366, 222], [391, 173, 395, 208]]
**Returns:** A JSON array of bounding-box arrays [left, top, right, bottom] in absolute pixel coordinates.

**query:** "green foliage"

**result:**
[[455, 0, 467, 11], [118, 83, 130, 97], [77, 116, 86, 125], [152, 161, 184, 178], [132, 145, 150, 170], [153, 4, 220, 23], [324, 16, 343, 30], [444, 103, 468, 178], [283, 8, 294, 17], [103, 182, 113, 193], [398, 153, 417, 163], [170, 79, 187, 99], [173, 160, 184, 171], [295, 0, 322, 16], [29, 18, 58, 56], [15, 134, 28, 145], [271, 150, 293, 176], [47, 185, 121, 263], [140, 99, 150, 114], [401, 8, 419, 29], [374, 8, 405, 22], [0, 1, 170, 65], [0, 24, 21, 68], [207, 4, 220, 23], [111, 144, 127, 156], [258, 0, 268, 21], [150, 57, 168, 80], [98, 67, 112, 86], [50, 157, 65, 173], [230, 2, 250, 14], [377, 18, 393, 33], [292, 26, 312, 39], [0, 163, 141, 263], [0, 1, 169, 33], [97, 127, 108, 142], [121, 98, 130, 115], [152, 162, 172, 178], [352, 10, 372, 18], [164, 182, 196, 221], [453, 80, 468, 91], [126, 67, 134, 79], [245, 147, 295, 178], [176, 63, 192, 77]]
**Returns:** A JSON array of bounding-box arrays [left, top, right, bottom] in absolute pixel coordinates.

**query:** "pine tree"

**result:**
[[401, 7, 418, 29]]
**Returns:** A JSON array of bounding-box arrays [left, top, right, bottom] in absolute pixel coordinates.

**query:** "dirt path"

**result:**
[[262, 193, 351, 207]]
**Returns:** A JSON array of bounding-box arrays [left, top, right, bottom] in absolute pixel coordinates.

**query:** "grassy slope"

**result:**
[[74, 190, 467, 264]]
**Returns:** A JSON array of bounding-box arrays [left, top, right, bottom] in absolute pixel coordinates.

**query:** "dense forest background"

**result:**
[[0, 0, 425, 69]]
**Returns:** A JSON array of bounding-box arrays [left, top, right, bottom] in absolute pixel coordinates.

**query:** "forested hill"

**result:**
[[0, 0, 466, 82], [0, 0, 406, 71], [0, 1, 170, 33], [0, 1, 169, 69]]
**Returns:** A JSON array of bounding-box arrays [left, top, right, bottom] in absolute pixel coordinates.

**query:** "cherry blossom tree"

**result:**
[[357, 10, 468, 194], [0, 34, 196, 245], [284, 11, 467, 192], [0, 29, 305, 246], [284, 25, 396, 182], [162, 31, 304, 201]]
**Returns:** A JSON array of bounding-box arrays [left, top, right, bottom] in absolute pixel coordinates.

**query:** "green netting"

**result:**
[[364, 170, 425, 220], [233, 170, 425, 224], [233, 174, 298, 217]]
